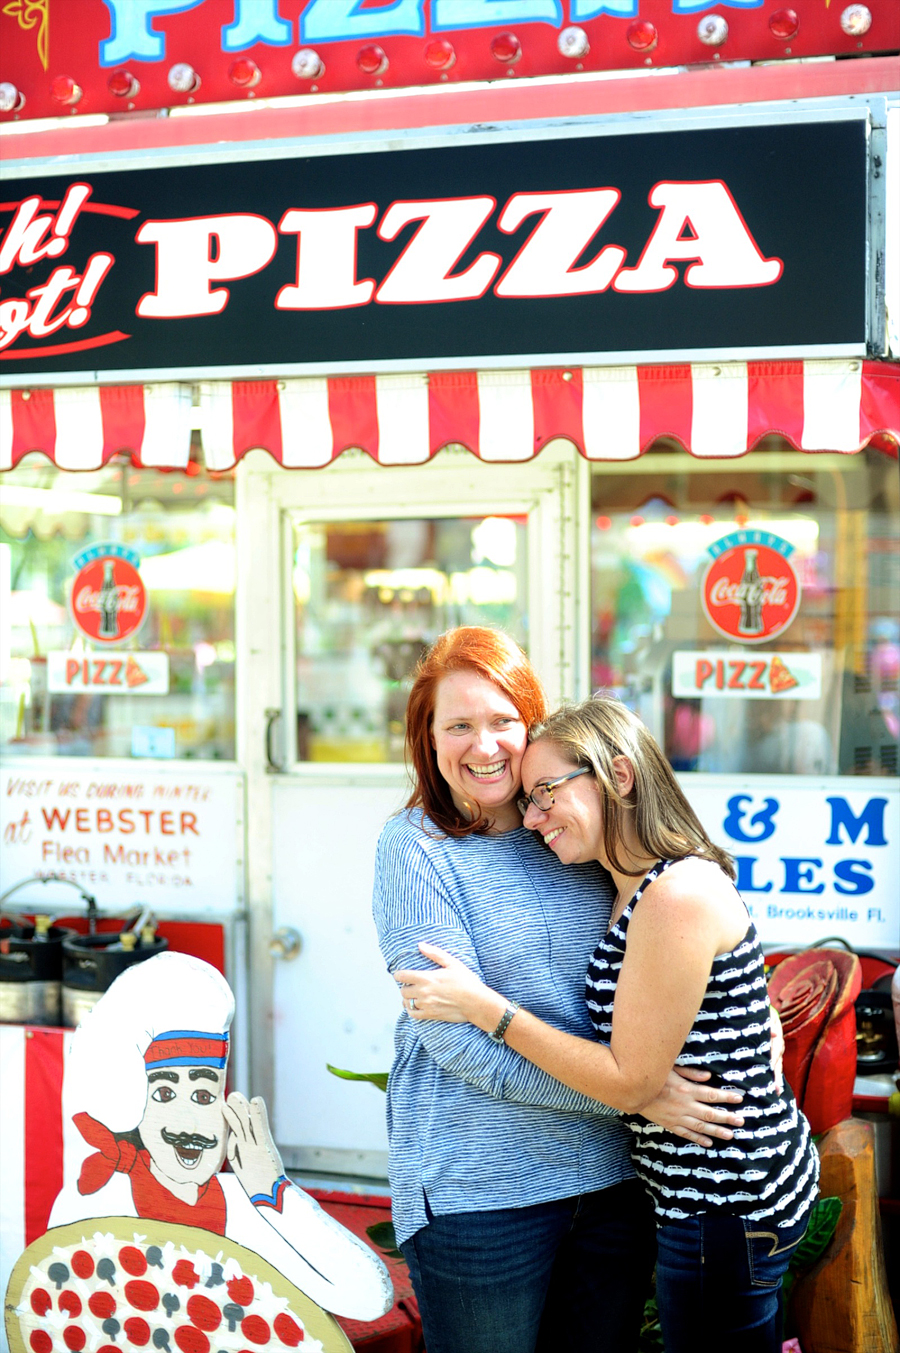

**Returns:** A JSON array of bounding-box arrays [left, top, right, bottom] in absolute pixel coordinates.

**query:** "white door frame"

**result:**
[[235, 442, 590, 1140]]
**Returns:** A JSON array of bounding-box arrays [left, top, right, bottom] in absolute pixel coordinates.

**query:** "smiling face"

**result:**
[[431, 669, 528, 831], [521, 740, 605, 865], [137, 1064, 227, 1188]]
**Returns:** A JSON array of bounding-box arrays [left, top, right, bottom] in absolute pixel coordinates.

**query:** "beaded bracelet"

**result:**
[[489, 1000, 521, 1043]]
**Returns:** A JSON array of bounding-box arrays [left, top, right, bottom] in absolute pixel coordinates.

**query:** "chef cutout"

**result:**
[[4, 953, 392, 1353]]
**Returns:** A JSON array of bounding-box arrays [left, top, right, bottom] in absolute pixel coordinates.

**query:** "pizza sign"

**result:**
[[70, 544, 147, 645], [701, 531, 800, 645]]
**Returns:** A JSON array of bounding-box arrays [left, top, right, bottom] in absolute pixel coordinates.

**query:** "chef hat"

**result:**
[[63, 952, 235, 1133]]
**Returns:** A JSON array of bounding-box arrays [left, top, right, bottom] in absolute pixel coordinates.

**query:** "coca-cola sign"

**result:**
[[69, 543, 147, 645], [701, 530, 800, 645]]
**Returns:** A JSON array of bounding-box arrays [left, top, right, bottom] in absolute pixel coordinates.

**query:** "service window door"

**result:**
[[237, 443, 588, 1178]]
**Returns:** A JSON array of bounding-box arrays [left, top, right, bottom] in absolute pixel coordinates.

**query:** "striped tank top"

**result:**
[[586, 858, 819, 1227]]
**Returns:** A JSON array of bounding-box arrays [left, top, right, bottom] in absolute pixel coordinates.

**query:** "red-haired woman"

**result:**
[[373, 627, 744, 1353]]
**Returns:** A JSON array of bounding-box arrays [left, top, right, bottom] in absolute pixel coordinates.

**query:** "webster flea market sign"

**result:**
[[0, 115, 872, 382]]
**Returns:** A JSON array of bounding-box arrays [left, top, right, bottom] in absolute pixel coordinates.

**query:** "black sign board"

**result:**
[[0, 116, 871, 382]]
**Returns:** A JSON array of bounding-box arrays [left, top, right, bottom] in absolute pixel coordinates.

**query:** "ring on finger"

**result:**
[[409, 997, 417, 1012]]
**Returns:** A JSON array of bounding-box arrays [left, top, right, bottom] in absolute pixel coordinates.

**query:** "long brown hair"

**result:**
[[405, 627, 547, 836], [530, 698, 735, 878]]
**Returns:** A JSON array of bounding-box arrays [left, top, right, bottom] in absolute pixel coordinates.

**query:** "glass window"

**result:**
[[0, 453, 236, 760], [590, 442, 899, 778], [292, 515, 527, 762]]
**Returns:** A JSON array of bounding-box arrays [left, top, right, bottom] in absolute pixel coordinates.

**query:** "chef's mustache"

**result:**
[[161, 1129, 219, 1150]]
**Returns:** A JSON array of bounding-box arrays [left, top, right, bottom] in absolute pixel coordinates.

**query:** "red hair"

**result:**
[[404, 627, 547, 836]]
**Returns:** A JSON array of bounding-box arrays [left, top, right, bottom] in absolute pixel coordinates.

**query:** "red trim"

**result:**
[[233, 380, 282, 464], [638, 363, 692, 450], [6, 58, 899, 165], [98, 383, 145, 462], [0, 202, 139, 220], [428, 370, 479, 456], [11, 387, 55, 466], [532, 368, 584, 451], [144, 1035, 228, 1065], [329, 375, 378, 460], [747, 360, 805, 448], [24, 1027, 65, 1245]]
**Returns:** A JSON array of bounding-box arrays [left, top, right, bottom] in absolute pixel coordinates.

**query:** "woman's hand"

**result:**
[[394, 943, 507, 1031], [640, 1068, 745, 1148]]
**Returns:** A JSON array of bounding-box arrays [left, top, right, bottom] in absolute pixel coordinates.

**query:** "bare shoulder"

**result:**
[[636, 855, 747, 952]]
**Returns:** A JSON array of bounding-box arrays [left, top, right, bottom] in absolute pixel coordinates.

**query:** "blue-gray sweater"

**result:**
[[373, 809, 634, 1245]]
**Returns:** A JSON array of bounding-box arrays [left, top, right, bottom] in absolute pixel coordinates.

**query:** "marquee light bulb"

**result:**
[[491, 33, 521, 63], [107, 69, 140, 98], [626, 20, 657, 51], [698, 14, 729, 45], [291, 48, 323, 79], [768, 9, 799, 39], [424, 39, 456, 69], [840, 4, 871, 34], [357, 45, 388, 75], [0, 81, 24, 112], [228, 58, 261, 88], [557, 26, 589, 59], [167, 62, 200, 94], [50, 76, 82, 106]]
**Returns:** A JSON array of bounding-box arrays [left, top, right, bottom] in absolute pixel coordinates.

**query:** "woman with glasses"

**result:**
[[396, 695, 818, 1353], [373, 629, 746, 1353]]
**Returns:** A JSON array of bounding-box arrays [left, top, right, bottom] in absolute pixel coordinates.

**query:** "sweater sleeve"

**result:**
[[373, 819, 619, 1118]]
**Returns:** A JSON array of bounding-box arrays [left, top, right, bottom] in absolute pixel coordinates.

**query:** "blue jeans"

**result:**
[[655, 1210, 811, 1353], [400, 1179, 656, 1353]]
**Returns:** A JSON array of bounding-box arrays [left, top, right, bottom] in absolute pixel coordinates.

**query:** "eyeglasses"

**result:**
[[517, 766, 591, 816]]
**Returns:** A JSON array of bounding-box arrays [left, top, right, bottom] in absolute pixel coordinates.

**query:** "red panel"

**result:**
[[329, 376, 378, 459], [232, 380, 282, 463], [427, 370, 478, 455], [98, 383, 146, 461], [11, 388, 56, 465], [51, 916, 226, 976], [861, 360, 900, 456], [2, 1, 897, 125], [531, 368, 583, 452], [24, 1027, 65, 1243], [638, 363, 691, 449], [747, 361, 804, 448]]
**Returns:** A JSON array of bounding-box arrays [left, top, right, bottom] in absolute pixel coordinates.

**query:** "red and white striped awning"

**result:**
[[1, 360, 898, 473]]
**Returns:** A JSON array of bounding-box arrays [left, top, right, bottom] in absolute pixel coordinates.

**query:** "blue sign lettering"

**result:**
[[571, 0, 637, 16], [825, 796, 888, 847], [673, 0, 761, 11], [433, 0, 562, 28], [301, 0, 426, 43], [735, 856, 772, 893], [723, 794, 779, 843], [100, 0, 204, 66], [223, 0, 291, 51], [781, 857, 825, 894], [833, 859, 875, 895]]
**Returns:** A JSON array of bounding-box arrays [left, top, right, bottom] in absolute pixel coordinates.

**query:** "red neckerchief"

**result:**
[[74, 1111, 228, 1235]]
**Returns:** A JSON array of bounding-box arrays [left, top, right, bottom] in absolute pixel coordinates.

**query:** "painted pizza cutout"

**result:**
[[5, 1219, 354, 1353]]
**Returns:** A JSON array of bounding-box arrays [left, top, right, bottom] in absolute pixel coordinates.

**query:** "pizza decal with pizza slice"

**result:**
[[769, 654, 800, 694], [5, 1219, 355, 1353]]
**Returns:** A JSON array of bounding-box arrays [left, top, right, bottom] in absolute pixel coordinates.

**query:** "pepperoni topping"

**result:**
[[173, 1260, 199, 1289], [173, 1328, 209, 1353], [29, 1334, 53, 1353], [71, 1250, 94, 1279], [98, 1347, 120, 1353], [274, 1313, 304, 1346], [227, 1276, 254, 1306], [123, 1317, 152, 1346], [59, 1290, 82, 1317], [241, 1315, 271, 1345], [186, 1294, 221, 1332], [89, 1291, 117, 1319], [125, 1279, 160, 1311], [63, 1327, 86, 1351], [119, 1245, 148, 1276], [29, 1288, 51, 1317]]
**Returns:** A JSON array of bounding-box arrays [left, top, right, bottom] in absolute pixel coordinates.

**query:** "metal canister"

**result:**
[[62, 929, 168, 1027], [0, 915, 69, 1026]]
